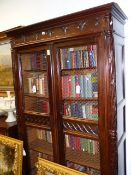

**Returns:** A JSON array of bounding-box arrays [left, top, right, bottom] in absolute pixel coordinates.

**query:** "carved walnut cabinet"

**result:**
[[5, 3, 127, 175]]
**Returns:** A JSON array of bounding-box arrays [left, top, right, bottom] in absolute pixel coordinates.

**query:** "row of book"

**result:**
[[36, 129, 52, 143], [67, 161, 100, 175], [63, 102, 98, 120], [65, 135, 99, 155], [31, 129, 99, 155], [60, 45, 97, 69], [25, 97, 49, 114], [24, 73, 48, 95], [62, 73, 98, 98], [21, 51, 47, 71]]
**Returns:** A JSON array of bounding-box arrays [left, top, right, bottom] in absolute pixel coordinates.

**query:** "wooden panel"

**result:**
[[117, 104, 126, 141], [118, 139, 126, 175]]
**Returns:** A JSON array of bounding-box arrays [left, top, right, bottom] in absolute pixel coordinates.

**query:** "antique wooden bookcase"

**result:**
[[5, 3, 127, 175]]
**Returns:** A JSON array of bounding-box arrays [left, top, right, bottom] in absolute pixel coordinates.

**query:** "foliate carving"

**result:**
[[62, 26, 68, 34], [104, 29, 112, 40], [12, 14, 111, 48], [47, 30, 54, 37], [77, 21, 87, 31], [95, 17, 100, 26]]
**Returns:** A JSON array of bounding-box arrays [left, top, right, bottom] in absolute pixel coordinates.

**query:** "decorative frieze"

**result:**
[[12, 14, 111, 48]]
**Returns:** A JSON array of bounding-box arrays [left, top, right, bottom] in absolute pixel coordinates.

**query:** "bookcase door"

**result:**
[[20, 50, 49, 115], [56, 42, 100, 175], [18, 47, 53, 172]]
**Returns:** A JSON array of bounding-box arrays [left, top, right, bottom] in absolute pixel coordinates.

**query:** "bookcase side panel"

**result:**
[[114, 33, 126, 175]]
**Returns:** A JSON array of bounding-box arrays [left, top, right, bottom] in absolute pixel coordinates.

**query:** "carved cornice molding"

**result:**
[[11, 14, 111, 48]]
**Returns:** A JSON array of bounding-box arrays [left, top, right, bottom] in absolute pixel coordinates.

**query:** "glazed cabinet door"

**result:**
[[15, 46, 54, 174], [54, 38, 101, 175]]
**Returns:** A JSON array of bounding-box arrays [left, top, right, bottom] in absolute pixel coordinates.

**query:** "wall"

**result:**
[[0, 0, 131, 174]]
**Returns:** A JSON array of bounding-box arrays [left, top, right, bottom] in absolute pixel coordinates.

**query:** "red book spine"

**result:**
[[68, 76, 72, 97], [76, 136, 81, 150]]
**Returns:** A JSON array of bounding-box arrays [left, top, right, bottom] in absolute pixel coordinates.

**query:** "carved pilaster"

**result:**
[[105, 31, 118, 175]]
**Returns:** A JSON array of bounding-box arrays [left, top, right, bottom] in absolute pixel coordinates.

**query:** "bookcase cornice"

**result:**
[[5, 2, 127, 36]]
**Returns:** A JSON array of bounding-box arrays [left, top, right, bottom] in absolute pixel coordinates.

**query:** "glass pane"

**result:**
[[21, 51, 47, 71], [62, 72, 98, 98], [63, 101, 98, 120], [60, 44, 100, 174], [23, 72, 48, 96], [27, 127, 53, 171], [60, 45, 97, 69], [20, 50, 50, 114], [65, 134, 100, 175], [24, 96, 49, 114]]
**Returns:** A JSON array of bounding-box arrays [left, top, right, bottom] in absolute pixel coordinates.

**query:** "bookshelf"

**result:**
[[5, 3, 127, 175]]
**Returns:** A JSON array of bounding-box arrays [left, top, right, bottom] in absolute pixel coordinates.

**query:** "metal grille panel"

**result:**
[[24, 96, 49, 114]]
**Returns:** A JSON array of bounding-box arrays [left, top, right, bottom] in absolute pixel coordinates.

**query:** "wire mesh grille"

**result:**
[[27, 127, 53, 146], [23, 72, 48, 96], [65, 134, 100, 155], [24, 96, 49, 114], [26, 127, 53, 170], [67, 161, 100, 175], [60, 45, 100, 174], [63, 101, 98, 120], [60, 45, 97, 69], [61, 72, 98, 99], [65, 134, 100, 174], [20, 51, 47, 71], [29, 149, 53, 172]]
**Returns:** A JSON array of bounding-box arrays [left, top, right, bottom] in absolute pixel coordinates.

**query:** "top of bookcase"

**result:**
[[5, 2, 127, 36]]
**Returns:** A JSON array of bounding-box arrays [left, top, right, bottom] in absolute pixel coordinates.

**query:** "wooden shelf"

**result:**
[[25, 122, 51, 130], [62, 97, 98, 102], [66, 148, 100, 170], [64, 130, 98, 141], [24, 93, 49, 99], [29, 139, 53, 156], [63, 116, 98, 125], [24, 110, 49, 116], [24, 69, 47, 73], [61, 67, 97, 76]]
